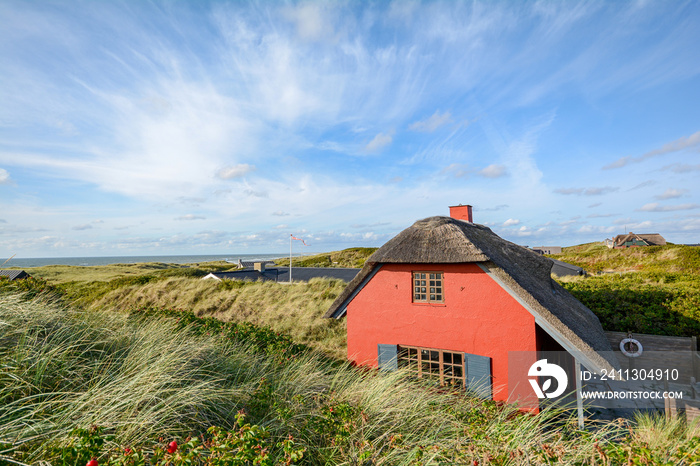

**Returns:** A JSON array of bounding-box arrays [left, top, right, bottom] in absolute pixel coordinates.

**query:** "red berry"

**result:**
[[167, 440, 178, 454], [86, 459, 98, 466]]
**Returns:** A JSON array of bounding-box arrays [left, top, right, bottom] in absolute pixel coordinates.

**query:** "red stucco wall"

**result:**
[[346, 263, 538, 405]]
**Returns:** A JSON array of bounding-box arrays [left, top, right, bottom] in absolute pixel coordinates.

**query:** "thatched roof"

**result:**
[[636, 233, 666, 246], [325, 216, 620, 374], [0, 270, 30, 281], [613, 232, 666, 247]]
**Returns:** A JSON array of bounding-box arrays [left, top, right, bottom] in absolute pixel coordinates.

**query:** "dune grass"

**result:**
[[88, 277, 349, 359], [2, 293, 700, 465]]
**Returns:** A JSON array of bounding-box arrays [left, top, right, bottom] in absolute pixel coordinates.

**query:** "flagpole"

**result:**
[[289, 234, 293, 283]]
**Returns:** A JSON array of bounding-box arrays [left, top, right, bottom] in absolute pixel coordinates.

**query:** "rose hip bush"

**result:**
[[49, 413, 304, 466]]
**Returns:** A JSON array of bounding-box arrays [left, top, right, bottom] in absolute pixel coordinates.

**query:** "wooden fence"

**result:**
[[593, 331, 700, 421]]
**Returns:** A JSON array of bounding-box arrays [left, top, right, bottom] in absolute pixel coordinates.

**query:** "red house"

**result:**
[[325, 207, 619, 411]]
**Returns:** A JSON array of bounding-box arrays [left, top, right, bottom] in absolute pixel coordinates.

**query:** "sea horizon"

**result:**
[[2, 253, 288, 269]]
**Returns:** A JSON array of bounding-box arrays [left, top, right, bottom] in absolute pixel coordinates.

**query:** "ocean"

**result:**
[[3, 254, 285, 269]]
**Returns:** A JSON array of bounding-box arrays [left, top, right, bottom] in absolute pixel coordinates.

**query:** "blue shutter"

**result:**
[[465, 353, 492, 400], [377, 344, 398, 371]]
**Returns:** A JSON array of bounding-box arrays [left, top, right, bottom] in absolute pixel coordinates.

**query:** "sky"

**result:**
[[1, 0, 700, 258]]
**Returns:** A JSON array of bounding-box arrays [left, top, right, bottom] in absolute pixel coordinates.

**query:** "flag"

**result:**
[[291, 234, 306, 246]]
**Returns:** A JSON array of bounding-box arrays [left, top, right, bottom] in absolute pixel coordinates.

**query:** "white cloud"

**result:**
[[364, 131, 394, 152], [283, 3, 335, 42], [482, 204, 509, 211], [244, 189, 268, 198], [441, 163, 471, 178], [613, 217, 634, 225], [554, 187, 584, 195], [662, 163, 700, 173], [514, 226, 533, 237], [584, 186, 618, 196], [175, 214, 206, 221], [408, 110, 453, 132], [503, 218, 520, 227], [272, 210, 290, 217], [217, 164, 256, 180], [479, 164, 508, 178], [554, 186, 618, 196], [638, 203, 700, 212], [441, 163, 508, 179], [72, 224, 93, 231], [655, 188, 687, 200], [628, 180, 655, 191], [0, 168, 10, 184], [604, 130, 700, 169], [576, 225, 616, 234]]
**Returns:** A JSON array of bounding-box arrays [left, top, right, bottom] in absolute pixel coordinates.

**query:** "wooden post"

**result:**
[[693, 336, 698, 380], [664, 378, 674, 420], [289, 235, 293, 283], [692, 377, 697, 400], [575, 360, 584, 428]]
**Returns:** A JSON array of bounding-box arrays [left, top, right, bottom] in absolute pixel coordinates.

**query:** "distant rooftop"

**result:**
[[0, 270, 30, 281], [203, 267, 359, 283]]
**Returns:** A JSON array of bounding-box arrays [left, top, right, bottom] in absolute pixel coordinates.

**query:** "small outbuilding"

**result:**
[[325, 207, 619, 413], [532, 246, 562, 255], [549, 259, 586, 277], [0, 270, 31, 281]]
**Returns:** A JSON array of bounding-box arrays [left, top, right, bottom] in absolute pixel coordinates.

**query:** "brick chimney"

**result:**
[[449, 204, 473, 222], [254, 262, 266, 272]]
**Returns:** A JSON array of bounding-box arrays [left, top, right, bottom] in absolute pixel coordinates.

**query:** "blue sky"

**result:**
[[1, 0, 699, 258]]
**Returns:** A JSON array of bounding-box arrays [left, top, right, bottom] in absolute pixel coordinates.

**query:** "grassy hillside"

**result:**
[[16, 260, 237, 284], [546, 243, 700, 337], [274, 247, 377, 268], [2, 293, 698, 465], [552, 243, 700, 274], [90, 276, 348, 359]]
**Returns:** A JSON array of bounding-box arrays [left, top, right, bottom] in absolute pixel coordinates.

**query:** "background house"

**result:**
[[532, 246, 562, 255], [325, 207, 618, 412], [612, 232, 666, 249], [203, 262, 359, 283]]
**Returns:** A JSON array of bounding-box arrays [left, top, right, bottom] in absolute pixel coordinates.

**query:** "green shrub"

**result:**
[[560, 272, 700, 336]]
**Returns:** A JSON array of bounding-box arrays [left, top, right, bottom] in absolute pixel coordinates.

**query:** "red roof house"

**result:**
[[325, 207, 618, 412]]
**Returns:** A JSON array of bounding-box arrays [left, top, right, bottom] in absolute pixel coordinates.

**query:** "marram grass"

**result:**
[[88, 276, 349, 359], [2, 293, 700, 464]]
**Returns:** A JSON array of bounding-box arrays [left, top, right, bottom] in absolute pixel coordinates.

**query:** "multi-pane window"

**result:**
[[397, 345, 464, 387], [413, 272, 444, 303]]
